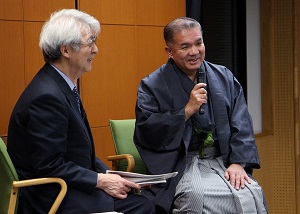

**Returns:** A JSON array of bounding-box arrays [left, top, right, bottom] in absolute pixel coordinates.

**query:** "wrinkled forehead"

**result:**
[[81, 30, 97, 39], [175, 27, 202, 36], [172, 28, 203, 43], [80, 24, 99, 37]]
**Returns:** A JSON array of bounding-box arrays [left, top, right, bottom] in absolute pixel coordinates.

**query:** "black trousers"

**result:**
[[114, 193, 155, 214], [18, 189, 155, 214]]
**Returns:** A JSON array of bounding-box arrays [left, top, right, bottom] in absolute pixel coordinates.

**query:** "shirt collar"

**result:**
[[50, 64, 76, 90]]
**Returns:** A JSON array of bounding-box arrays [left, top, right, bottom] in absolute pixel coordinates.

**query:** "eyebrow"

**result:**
[[196, 37, 203, 42], [180, 37, 203, 46], [88, 35, 97, 41], [89, 35, 97, 39], [180, 42, 190, 47]]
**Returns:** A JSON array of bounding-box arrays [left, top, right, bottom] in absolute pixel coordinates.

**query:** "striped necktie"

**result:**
[[72, 86, 81, 113]]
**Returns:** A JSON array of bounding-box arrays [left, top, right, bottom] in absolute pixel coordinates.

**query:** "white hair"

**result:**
[[39, 9, 100, 62]]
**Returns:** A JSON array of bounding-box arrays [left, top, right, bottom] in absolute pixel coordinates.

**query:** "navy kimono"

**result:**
[[134, 59, 261, 213]]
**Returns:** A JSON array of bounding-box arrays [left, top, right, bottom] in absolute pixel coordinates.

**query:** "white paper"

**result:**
[[106, 170, 178, 186]]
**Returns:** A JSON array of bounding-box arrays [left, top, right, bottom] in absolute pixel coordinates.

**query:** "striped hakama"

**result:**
[[172, 152, 267, 214]]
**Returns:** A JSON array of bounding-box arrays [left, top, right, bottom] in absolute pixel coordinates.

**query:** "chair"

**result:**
[[107, 119, 147, 174], [0, 137, 67, 214]]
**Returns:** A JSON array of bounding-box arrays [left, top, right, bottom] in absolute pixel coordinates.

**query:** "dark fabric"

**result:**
[[186, 0, 248, 96], [7, 63, 151, 214], [186, 0, 202, 22], [134, 59, 260, 213], [114, 193, 155, 214], [72, 86, 81, 113]]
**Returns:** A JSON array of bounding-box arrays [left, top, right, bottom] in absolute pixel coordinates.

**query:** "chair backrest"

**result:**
[[0, 137, 67, 214], [109, 119, 147, 174], [0, 137, 19, 214]]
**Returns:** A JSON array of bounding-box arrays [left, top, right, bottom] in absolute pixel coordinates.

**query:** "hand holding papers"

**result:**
[[106, 170, 178, 187]]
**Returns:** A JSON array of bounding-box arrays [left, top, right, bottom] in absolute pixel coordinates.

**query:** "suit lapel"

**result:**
[[43, 63, 93, 145]]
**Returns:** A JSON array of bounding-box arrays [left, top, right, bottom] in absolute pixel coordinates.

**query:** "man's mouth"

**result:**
[[188, 58, 199, 64]]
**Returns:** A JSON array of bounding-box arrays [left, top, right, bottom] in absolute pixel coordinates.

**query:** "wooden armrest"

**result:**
[[10, 178, 67, 214], [107, 154, 135, 172]]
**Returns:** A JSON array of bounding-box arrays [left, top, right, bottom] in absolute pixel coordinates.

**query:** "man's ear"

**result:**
[[165, 46, 173, 58], [61, 45, 70, 58]]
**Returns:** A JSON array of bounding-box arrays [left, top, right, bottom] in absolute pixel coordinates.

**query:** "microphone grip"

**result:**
[[197, 69, 205, 114]]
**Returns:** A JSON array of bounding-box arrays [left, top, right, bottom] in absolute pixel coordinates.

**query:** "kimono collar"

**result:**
[[205, 62, 231, 161], [164, 59, 194, 110], [164, 59, 230, 159]]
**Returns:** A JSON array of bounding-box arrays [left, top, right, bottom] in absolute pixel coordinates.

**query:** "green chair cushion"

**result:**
[[0, 137, 19, 214]]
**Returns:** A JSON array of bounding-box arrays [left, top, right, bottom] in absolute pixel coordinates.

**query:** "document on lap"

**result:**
[[106, 170, 178, 187]]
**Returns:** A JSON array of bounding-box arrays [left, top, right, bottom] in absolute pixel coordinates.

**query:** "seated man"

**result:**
[[7, 9, 154, 214], [134, 17, 267, 213]]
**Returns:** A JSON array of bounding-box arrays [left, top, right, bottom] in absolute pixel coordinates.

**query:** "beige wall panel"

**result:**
[[295, 0, 300, 210], [24, 22, 45, 85], [253, 135, 274, 214], [271, 0, 296, 212], [79, 0, 136, 25], [260, 0, 274, 135], [136, 26, 168, 82], [81, 25, 138, 127], [0, 21, 24, 136], [23, 0, 75, 21], [275, 7, 296, 214], [92, 126, 114, 168], [0, 0, 23, 20], [137, 0, 185, 26]]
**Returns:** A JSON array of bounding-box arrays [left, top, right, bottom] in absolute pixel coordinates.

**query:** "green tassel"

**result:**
[[204, 132, 214, 148], [194, 127, 214, 157]]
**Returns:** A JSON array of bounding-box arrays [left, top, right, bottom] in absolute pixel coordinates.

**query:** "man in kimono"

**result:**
[[134, 17, 267, 213]]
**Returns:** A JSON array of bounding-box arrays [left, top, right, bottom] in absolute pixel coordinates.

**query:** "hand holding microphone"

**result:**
[[184, 65, 207, 120]]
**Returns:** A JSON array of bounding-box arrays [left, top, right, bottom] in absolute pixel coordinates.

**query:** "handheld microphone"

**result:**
[[196, 65, 205, 114]]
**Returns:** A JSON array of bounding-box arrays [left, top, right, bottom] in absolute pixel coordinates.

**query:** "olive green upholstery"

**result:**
[[108, 119, 147, 174], [0, 137, 18, 214], [0, 137, 67, 214]]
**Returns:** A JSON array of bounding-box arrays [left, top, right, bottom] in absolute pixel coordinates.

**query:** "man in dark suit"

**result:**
[[7, 9, 154, 214]]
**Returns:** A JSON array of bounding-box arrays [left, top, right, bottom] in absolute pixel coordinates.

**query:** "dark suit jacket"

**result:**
[[7, 63, 113, 213]]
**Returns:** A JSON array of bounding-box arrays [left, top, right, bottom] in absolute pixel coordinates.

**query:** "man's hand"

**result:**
[[185, 83, 207, 120], [224, 164, 251, 190], [96, 173, 141, 199]]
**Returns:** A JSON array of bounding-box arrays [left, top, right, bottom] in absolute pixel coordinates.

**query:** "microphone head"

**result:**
[[199, 63, 205, 74], [197, 64, 205, 83]]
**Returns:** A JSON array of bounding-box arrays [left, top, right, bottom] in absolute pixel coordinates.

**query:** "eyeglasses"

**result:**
[[79, 35, 97, 47]]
